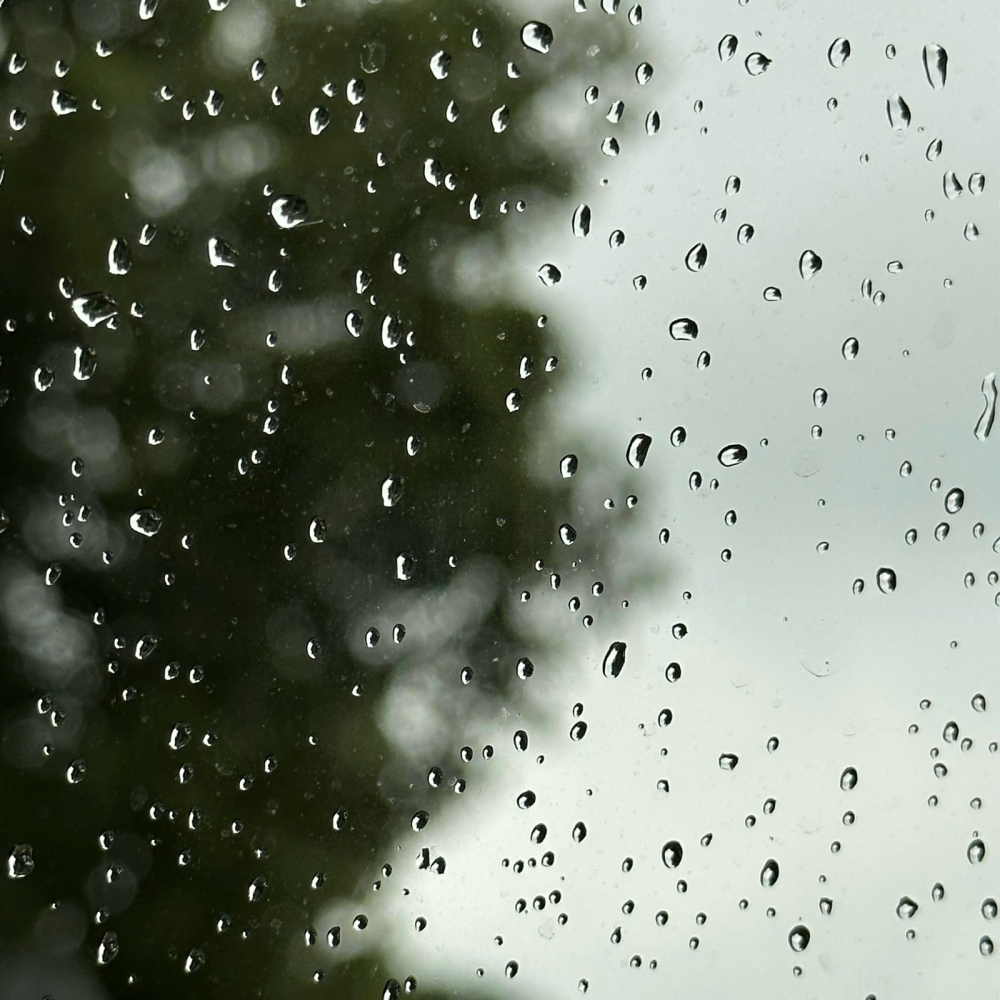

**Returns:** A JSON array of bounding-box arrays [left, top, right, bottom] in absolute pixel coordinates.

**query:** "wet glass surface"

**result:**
[[0, 2, 997, 998]]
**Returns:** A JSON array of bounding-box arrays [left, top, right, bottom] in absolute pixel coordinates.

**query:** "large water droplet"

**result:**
[[6, 844, 34, 879], [381, 475, 403, 508], [559, 523, 577, 545], [572, 204, 592, 237], [129, 508, 162, 537], [669, 317, 698, 341], [626, 434, 652, 469], [72, 292, 118, 327], [840, 766, 858, 790], [718, 444, 748, 467], [97, 931, 120, 965], [922, 43, 947, 90], [491, 104, 510, 133], [309, 106, 329, 135], [602, 641, 627, 678], [537, 263, 562, 286], [944, 487, 964, 514], [760, 858, 779, 887], [521, 21, 553, 54], [662, 840, 683, 868], [745, 52, 771, 76], [107, 237, 131, 275], [207, 237, 238, 268], [73, 345, 97, 381], [270, 195, 309, 229], [876, 567, 897, 593], [968, 838, 986, 864], [886, 94, 911, 129], [429, 50, 451, 80], [788, 925, 811, 952], [685, 243, 708, 271], [799, 249, 823, 279], [828, 37, 851, 68], [974, 373, 997, 440], [719, 35, 738, 62]]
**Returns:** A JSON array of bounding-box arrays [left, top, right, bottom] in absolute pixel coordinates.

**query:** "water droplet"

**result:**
[[975, 374, 997, 440], [560, 454, 579, 478], [381, 475, 403, 508], [718, 444, 748, 468], [685, 243, 708, 271], [760, 858, 779, 887], [968, 838, 986, 864], [537, 263, 562, 286], [799, 249, 823, 279], [627, 434, 652, 469], [521, 22, 553, 54], [270, 196, 309, 229], [6, 844, 34, 879], [922, 43, 948, 90], [719, 35, 738, 62], [129, 508, 162, 537], [559, 523, 577, 545], [886, 93, 912, 129], [73, 345, 97, 381], [572, 204, 592, 237], [207, 237, 238, 268], [943, 171, 963, 199], [896, 895, 919, 919], [745, 52, 772, 76], [944, 487, 964, 514], [662, 840, 683, 868], [877, 567, 897, 593], [840, 766, 858, 790], [603, 641, 627, 678], [719, 753, 739, 771], [72, 292, 118, 327], [491, 104, 510, 133], [97, 930, 119, 965], [669, 317, 698, 341], [309, 106, 329, 135], [828, 38, 851, 68], [788, 924, 811, 952]]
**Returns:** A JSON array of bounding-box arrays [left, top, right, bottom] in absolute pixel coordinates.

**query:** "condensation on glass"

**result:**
[[0, 1, 996, 999]]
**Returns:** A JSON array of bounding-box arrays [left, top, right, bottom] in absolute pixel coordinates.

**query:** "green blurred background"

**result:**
[[0, 1, 628, 997]]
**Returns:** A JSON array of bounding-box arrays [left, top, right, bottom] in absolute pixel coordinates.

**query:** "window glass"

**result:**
[[0, 1, 996, 998]]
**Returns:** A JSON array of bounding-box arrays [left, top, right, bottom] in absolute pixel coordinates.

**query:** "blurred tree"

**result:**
[[0, 1, 626, 998]]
